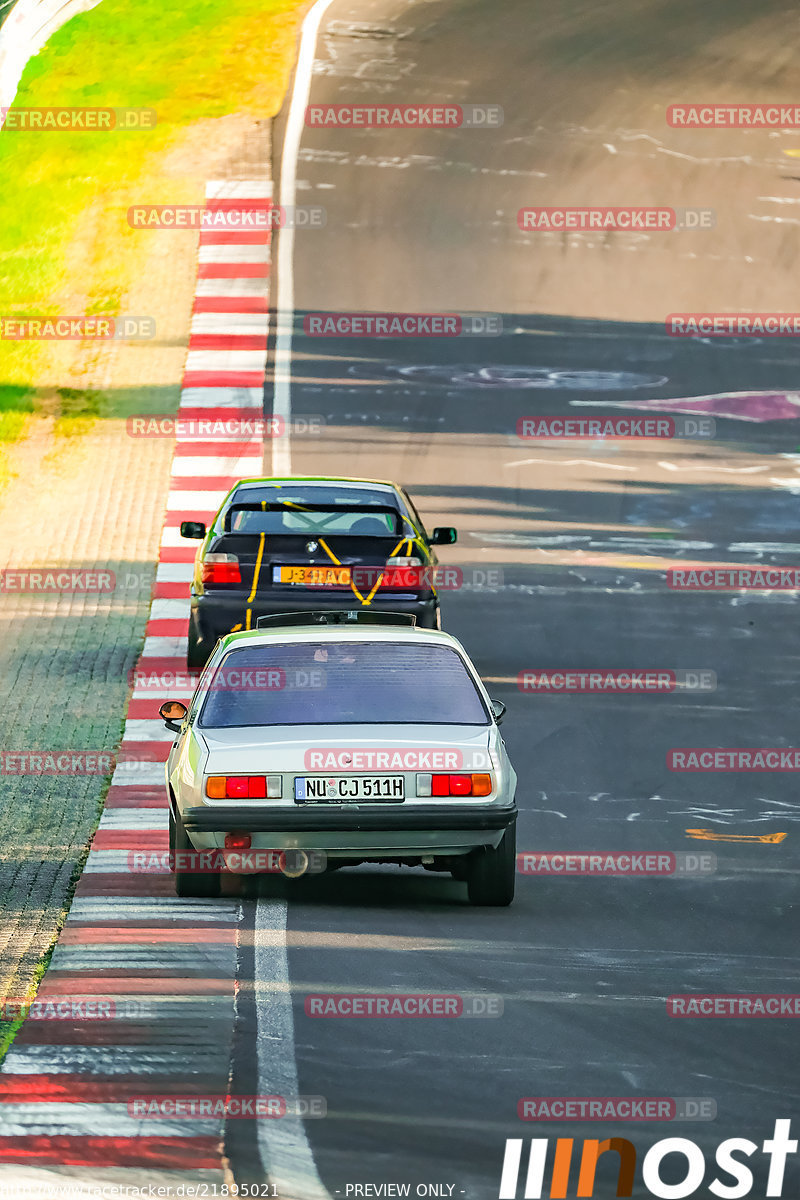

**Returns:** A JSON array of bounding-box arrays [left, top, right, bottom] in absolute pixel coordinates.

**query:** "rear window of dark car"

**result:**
[[226, 507, 401, 537], [197, 641, 489, 727], [220, 485, 407, 537]]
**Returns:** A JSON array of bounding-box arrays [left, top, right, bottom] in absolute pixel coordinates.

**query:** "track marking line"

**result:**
[[272, 0, 340, 476]]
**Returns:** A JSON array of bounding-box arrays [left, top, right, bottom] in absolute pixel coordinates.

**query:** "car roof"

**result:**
[[230, 475, 401, 494], [216, 625, 465, 653]]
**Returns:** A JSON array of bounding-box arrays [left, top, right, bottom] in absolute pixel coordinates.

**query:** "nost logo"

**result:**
[[499, 1119, 798, 1197]]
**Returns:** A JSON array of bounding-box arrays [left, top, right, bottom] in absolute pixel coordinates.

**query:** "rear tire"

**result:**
[[187, 622, 210, 670], [170, 806, 221, 898], [465, 825, 516, 906]]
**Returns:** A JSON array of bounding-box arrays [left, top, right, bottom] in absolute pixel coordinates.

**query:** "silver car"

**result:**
[[160, 611, 518, 905]]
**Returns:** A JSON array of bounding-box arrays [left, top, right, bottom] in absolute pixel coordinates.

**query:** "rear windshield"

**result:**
[[227, 506, 401, 537], [222, 486, 406, 537], [197, 641, 489, 727]]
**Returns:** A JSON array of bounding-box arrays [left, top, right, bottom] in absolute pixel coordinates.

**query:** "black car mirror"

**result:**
[[160, 700, 188, 733], [430, 526, 457, 545], [180, 521, 206, 539]]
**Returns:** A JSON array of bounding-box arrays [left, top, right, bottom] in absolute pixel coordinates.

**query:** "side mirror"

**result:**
[[160, 700, 188, 733], [430, 526, 457, 545], [180, 521, 206, 539], [490, 699, 506, 725]]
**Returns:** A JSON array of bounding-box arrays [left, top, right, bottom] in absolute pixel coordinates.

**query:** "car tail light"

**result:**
[[417, 773, 494, 797], [225, 833, 251, 849], [382, 556, 430, 591], [201, 553, 241, 585], [206, 775, 282, 799]]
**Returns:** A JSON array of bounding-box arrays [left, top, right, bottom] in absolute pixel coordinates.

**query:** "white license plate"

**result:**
[[294, 776, 405, 803]]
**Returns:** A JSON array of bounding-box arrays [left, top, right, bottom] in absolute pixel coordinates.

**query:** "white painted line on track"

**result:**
[[107, 764, 166, 788], [150, 597, 193, 618], [180, 385, 264, 407], [272, 0, 340, 478], [2, 1047, 214, 1074], [191, 313, 271, 335], [255, 898, 331, 1199], [68, 898, 236, 921], [170, 457, 262, 478], [165, 491, 228, 510], [97, 809, 167, 830], [195, 277, 268, 298], [156, 562, 195, 581], [143, 636, 188, 657], [207, 180, 273, 200], [0, 1104, 218, 1138], [199, 244, 271, 265], [121, 718, 177, 741], [185, 349, 267, 371]]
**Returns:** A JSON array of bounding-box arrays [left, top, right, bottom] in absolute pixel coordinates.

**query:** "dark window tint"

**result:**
[[227, 506, 401, 537], [198, 641, 489, 727]]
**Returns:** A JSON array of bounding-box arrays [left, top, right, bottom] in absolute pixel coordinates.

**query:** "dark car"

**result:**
[[179, 475, 457, 667]]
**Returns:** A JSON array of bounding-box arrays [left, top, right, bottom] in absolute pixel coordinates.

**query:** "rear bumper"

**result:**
[[191, 592, 439, 645], [181, 803, 517, 857]]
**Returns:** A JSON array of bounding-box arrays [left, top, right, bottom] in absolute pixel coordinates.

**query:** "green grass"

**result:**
[[0, 0, 307, 437]]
